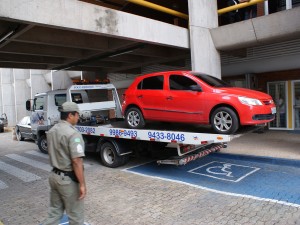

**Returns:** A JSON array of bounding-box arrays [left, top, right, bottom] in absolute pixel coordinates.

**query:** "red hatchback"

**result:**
[[121, 71, 276, 134]]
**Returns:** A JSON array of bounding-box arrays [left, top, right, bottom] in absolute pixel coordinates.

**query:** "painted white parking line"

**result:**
[[0, 161, 41, 182], [26, 150, 49, 159], [0, 180, 8, 190], [6, 154, 52, 171], [25, 151, 91, 168]]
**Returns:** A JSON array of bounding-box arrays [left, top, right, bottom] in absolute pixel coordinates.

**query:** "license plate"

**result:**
[[271, 107, 276, 114]]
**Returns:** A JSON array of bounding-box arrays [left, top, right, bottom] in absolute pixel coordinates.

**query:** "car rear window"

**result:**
[[137, 75, 164, 90]]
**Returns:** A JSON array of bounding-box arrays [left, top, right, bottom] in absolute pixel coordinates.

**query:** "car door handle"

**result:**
[[137, 95, 143, 98], [166, 96, 173, 100]]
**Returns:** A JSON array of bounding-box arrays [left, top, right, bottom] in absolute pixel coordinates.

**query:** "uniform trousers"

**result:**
[[43, 172, 84, 225]]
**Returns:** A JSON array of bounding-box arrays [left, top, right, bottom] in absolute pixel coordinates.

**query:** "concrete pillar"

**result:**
[[13, 69, 31, 122], [188, 0, 221, 78], [0, 69, 15, 126]]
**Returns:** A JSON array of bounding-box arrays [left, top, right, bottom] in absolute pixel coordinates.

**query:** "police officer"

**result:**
[[43, 102, 86, 225]]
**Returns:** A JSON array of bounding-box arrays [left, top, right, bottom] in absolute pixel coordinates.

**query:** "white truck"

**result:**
[[26, 83, 232, 168]]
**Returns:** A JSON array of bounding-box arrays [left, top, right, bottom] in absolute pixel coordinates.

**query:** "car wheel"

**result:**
[[211, 107, 239, 134], [99, 142, 129, 168], [38, 134, 48, 154], [125, 107, 145, 129], [16, 128, 24, 141]]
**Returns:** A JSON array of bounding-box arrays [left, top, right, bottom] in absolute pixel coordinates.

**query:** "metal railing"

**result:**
[[125, 0, 298, 21]]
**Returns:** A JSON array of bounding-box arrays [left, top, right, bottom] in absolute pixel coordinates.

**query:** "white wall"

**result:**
[[30, 70, 51, 97], [0, 69, 32, 125]]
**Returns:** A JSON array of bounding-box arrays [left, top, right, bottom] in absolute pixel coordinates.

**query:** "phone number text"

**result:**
[[109, 129, 137, 137], [76, 126, 96, 134], [148, 132, 185, 142]]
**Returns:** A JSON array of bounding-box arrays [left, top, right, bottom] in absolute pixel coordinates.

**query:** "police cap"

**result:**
[[58, 102, 80, 113]]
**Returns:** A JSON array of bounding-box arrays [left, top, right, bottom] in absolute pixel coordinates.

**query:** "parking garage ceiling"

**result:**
[[0, 0, 189, 73]]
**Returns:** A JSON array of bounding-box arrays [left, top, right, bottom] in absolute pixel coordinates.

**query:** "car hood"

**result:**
[[216, 87, 272, 99]]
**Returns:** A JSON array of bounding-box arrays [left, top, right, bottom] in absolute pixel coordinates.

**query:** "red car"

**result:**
[[121, 71, 276, 134]]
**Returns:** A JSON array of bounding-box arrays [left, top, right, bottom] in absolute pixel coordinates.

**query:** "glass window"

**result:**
[[20, 117, 28, 125], [191, 73, 231, 88], [268, 82, 287, 128], [169, 75, 199, 90], [54, 93, 83, 106], [34, 96, 45, 110], [138, 76, 164, 90]]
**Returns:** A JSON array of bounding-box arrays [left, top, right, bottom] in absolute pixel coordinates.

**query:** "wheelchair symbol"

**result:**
[[188, 161, 260, 182], [206, 163, 233, 177]]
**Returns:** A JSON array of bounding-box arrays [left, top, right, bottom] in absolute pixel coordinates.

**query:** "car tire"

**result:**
[[0, 127, 4, 133], [125, 107, 145, 129], [99, 142, 129, 168], [16, 128, 24, 141], [38, 134, 48, 154], [211, 107, 239, 134]]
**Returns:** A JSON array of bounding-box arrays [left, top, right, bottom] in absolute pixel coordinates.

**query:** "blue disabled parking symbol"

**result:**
[[188, 161, 260, 182]]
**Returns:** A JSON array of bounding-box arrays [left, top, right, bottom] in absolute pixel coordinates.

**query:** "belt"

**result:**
[[52, 167, 79, 183], [52, 167, 73, 176]]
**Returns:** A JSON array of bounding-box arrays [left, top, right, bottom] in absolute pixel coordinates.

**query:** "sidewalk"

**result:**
[[224, 130, 300, 160]]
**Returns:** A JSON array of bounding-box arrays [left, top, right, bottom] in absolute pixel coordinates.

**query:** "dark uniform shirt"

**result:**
[[47, 120, 85, 171]]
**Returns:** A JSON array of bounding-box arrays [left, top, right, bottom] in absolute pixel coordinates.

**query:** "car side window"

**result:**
[[169, 75, 199, 91], [137, 75, 164, 90], [20, 117, 28, 125], [34, 96, 45, 110], [25, 117, 30, 125]]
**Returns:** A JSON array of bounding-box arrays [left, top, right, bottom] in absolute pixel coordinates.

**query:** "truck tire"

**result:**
[[38, 134, 48, 154], [100, 142, 129, 168], [125, 107, 145, 129], [211, 107, 239, 134]]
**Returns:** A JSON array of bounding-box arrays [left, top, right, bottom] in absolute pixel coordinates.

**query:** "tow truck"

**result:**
[[26, 81, 232, 168]]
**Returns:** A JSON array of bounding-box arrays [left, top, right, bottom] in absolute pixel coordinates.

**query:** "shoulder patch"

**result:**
[[74, 138, 81, 143], [77, 144, 84, 153]]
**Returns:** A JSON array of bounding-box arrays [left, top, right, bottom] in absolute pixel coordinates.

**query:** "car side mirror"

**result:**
[[190, 85, 202, 92]]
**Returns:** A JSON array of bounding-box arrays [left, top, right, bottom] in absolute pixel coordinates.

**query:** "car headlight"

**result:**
[[238, 96, 263, 106]]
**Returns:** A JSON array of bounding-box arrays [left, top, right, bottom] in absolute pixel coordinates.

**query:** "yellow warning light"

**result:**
[[217, 136, 223, 140], [72, 78, 110, 85]]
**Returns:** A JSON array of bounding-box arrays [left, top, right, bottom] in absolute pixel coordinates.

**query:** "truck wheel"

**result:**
[[100, 142, 128, 168], [38, 134, 48, 154], [16, 129, 24, 141], [211, 107, 239, 134], [125, 107, 145, 129]]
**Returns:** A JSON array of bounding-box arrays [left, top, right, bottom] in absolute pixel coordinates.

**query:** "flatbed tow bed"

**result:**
[[75, 120, 233, 167], [76, 119, 266, 167]]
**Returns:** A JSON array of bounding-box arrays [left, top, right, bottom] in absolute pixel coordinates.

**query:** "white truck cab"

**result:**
[[26, 82, 123, 152]]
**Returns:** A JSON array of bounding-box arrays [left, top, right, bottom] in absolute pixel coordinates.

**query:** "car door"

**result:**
[[18, 117, 28, 137], [164, 74, 206, 123], [23, 117, 32, 139], [135, 75, 168, 120]]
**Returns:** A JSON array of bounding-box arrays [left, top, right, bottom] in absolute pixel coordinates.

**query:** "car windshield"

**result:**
[[192, 72, 231, 88]]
